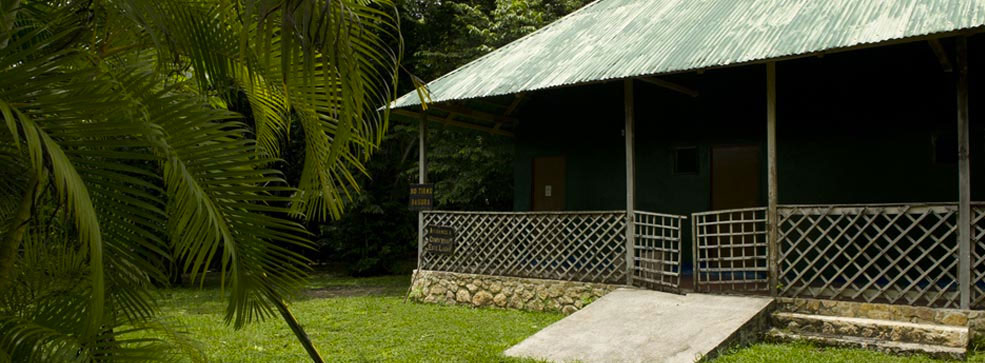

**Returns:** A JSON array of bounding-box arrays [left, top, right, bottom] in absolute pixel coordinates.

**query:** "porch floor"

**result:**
[[503, 288, 774, 363]]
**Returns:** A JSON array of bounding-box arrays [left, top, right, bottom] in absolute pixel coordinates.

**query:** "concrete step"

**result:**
[[772, 312, 969, 348], [775, 297, 972, 327], [767, 329, 966, 360]]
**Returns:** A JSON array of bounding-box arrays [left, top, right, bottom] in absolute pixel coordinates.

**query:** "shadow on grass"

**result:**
[[161, 272, 413, 313], [155, 271, 559, 362]]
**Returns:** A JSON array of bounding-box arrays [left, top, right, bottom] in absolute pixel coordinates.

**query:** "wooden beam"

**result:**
[[766, 62, 779, 297], [624, 79, 636, 286], [637, 77, 699, 98], [929, 39, 954, 73], [393, 109, 515, 137], [431, 103, 519, 125], [957, 36, 970, 309], [504, 93, 527, 116]]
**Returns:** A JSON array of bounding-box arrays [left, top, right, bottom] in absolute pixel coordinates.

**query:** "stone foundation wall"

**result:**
[[710, 300, 776, 360], [409, 270, 619, 314], [775, 297, 985, 340], [775, 297, 975, 326]]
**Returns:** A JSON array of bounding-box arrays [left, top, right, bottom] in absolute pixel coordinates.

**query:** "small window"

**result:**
[[674, 147, 699, 174], [933, 132, 957, 164]]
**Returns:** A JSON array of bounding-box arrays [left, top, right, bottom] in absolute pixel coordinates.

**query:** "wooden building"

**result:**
[[392, 0, 985, 310]]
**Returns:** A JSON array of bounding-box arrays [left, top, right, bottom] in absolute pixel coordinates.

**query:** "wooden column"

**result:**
[[767, 62, 779, 296], [417, 113, 428, 270], [625, 79, 636, 286], [957, 36, 971, 309]]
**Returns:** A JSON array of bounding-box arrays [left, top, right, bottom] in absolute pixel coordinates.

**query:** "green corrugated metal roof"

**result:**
[[394, 0, 985, 109]]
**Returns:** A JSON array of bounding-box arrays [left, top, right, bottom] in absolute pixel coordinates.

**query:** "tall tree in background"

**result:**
[[321, 0, 591, 275], [401, 0, 590, 81], [399, 0, 592, 207], [0, 0, 400, 361]]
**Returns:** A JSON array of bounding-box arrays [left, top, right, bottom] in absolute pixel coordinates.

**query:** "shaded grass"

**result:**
[[159, 273, 560, 362]]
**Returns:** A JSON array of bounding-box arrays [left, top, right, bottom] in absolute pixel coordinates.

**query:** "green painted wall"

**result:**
[[510, 37, 985, 267], [513, 82, 628, 212]]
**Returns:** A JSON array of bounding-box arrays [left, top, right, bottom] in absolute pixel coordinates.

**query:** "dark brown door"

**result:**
[[711, 145, 760, 210], [532, 156, 565, 211]]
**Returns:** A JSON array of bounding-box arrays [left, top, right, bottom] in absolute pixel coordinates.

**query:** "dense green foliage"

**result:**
[[400, 0, 591, 82], [0, 0, 401, 361], [322, 0, 592, 275]]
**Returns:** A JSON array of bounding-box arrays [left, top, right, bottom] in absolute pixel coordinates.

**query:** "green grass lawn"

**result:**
[[713, 342, 985, 363], [160, 273, 985, 362], [158, 273, 560, 362]]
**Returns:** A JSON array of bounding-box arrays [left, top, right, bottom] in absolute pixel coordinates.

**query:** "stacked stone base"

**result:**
[[768, 298, 979, 360], [409, 270, 618, 314], [775, 297, 979, 327]]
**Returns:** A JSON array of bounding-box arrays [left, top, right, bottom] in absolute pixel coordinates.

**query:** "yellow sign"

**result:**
[[409, 183, 434, 210]]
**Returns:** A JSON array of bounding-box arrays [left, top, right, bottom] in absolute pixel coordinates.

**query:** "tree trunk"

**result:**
[[0, 176, 37, 290], [273, 296, 325, 363]]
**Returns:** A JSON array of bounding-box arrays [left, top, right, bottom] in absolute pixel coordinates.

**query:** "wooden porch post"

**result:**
[[418, 113, 428, 270], [767, 62, 779, 297], [625, 79, 636, 286], [957, 36, 971, 309]]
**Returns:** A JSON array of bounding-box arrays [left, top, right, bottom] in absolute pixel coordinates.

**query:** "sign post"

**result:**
[[417, 116, 428, 270]]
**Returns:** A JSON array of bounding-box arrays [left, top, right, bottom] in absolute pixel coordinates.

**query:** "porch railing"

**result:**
[[420, 210, 628, 283], [692, 207, 770, 293], [969, 204, 985, 307], [419, 204, 985, 310], [777, 204, 963, 308], [631, 211, 686, 291]]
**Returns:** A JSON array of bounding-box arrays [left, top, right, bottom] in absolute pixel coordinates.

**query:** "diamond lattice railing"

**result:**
[[971, 204, 985, 308], [778, 204, 961, 308], [421, 211, 628, 283]]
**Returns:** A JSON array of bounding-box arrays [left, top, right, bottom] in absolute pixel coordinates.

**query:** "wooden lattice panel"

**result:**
[[692, 207, 769, 293], [632, 211, 685, 291], [421, 211, 627, 283], [971, 204, 985, 308], [778, 204, 960, 308]]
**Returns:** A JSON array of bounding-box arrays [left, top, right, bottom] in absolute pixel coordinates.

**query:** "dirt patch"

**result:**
[[302, 286, 394, 298]]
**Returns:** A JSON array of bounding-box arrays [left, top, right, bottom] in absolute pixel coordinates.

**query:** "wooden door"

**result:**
[[532, 156, 565, 211], [711, 146, 760, 210]]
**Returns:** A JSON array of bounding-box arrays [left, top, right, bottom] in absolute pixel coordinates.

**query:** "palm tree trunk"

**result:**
[[273, 297, 325, 363], [0, 175, 37, 290]]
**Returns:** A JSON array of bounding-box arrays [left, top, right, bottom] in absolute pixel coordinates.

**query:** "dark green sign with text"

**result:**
[[409, 183, 434, 210], [426, 226, 456, 255]]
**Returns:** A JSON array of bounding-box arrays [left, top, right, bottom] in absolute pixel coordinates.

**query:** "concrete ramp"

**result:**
[[504, 288, 773, 363]]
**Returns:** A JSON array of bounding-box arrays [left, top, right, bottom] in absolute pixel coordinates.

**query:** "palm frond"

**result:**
[[120, 0, 401, 220], [0, 0, 406, 361]]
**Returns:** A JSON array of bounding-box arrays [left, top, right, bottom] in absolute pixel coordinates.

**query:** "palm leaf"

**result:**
[[0, 1, 408, 361]]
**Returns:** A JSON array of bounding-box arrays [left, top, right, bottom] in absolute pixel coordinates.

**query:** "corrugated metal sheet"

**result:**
[[393, 0, 985, 108]]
